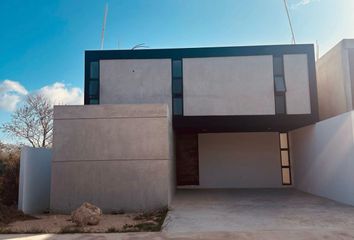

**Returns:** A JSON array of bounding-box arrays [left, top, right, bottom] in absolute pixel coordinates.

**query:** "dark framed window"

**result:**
[[172, 78, 183, 95], [172, 60, 182, 78], [89, 80, 99, 96], [273, 55, 286, 114], [273, 56, 284, 76], [173, 98, 183, 115], [89, 99, 99, 104], [90, 61, 99, 79], [274, 76, 286, 93], [172, 59, 183, 115], [275, 95, 286, 114], [279, 133, 292, 185]]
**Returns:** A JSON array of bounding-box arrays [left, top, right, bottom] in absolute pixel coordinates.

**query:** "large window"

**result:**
[[279, 132, 291, 185], [88, 61, 99, 104], [172, 59, 183, 115], [273, 56, 287, 114]]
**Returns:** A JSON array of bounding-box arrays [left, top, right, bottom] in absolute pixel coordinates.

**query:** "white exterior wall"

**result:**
[[18, 147, 52, 214], [316, 39, 354, 120], [290, 111, 354, 205], [284, 54, 311, 114], [51, 104, 172, 213], [198, 132, 283, 188], [183, 56, 275, 116], [99, 59, 172, 112]]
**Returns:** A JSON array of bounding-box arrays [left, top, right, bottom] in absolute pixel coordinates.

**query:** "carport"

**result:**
[[163, 189, 354, 233]]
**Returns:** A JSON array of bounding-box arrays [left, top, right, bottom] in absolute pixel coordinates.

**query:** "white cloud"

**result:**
[[37, 82, 84, 106], [291, 0, 320, 9], [0, 80, 28, 111]]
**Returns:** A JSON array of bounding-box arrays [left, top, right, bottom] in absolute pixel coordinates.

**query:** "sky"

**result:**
[[0, 0, 354, 143]]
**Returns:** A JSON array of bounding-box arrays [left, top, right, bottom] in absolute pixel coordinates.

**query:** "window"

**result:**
[[172, 60, 182, 78], [173, 98, 183, 115], [273, 55, 286, 114], [89, 80, 99, 96], [90, 62, 99, 79], [172, 78, 183, 95], [89, 99, 99, 104], [273, 56, 284, 76], [172, 59, 183, 115], [274, 76, 286, 93], [279, 132, 292, 185], [275, 95, 286, 114]]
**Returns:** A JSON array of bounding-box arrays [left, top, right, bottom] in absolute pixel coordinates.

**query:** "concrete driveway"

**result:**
[[3, 189, 354, 239], [163, 189, 354, 233]]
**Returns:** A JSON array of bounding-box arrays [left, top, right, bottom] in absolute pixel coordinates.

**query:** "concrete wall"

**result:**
[[99, 59, 172, 113], [18, 147, 52, 214], [183, 56, 275, 116], [316, 39, 354, 120], [290, 111, 354, 205], [198, 132, 283, 188], [284, 54, 311, 114], [183, 55, 312, 116], [51, 104, 172, 213]]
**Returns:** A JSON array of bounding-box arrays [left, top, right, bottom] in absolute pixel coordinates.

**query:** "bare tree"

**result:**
[[1, 94, 53, 148]]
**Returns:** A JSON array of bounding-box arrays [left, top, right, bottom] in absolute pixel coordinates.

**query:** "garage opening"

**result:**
[[176, 132, 291, 188]]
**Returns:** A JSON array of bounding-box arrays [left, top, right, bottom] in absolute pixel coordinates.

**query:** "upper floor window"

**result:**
[[90, 61, 99, 79]]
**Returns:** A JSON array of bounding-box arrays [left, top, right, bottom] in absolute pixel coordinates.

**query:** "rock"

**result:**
[[71, 202, 102, 226]]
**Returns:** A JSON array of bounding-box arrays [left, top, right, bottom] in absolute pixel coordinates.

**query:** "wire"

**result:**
[[283, 0, 296, 44]]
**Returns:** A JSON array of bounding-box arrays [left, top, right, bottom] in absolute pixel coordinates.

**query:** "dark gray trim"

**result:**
[[84, 43, 319, 131]]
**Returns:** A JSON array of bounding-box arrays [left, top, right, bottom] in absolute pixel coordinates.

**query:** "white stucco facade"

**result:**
[[290, 111, 354, 205], [316, 39, 354, 120], [283, 54, 311, 114], [99, 59, 172, 112], [183, 56, 276, 116]]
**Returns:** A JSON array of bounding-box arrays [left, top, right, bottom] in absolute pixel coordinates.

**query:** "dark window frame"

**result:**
[[279, 132, 292, 185]]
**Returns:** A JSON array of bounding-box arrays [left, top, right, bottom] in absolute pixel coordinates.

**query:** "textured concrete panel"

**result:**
[[100, 59, 172, 111], [53, 117, 169, 161], [290, 111, 354, 206], [198, 132, 282, 188], [54, 104, 168, 119], [183, 56, 275, 116], [283, 54, 311, 114], [51, 160, 169, 213], [51, 104, 172, 213]]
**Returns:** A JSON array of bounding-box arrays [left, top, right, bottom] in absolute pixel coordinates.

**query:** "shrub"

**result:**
[[0, 152, 20, 206]]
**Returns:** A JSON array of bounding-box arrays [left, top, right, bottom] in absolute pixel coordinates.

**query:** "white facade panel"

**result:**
[[99, 59, 172, 111], [183, 56, 275, 116], [284, 54, 311, 114]]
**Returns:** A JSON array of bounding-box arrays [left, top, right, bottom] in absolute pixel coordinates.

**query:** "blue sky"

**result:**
[[0, 0, 354, 143]]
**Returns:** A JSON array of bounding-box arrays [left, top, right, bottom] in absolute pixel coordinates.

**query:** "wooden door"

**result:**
[[176, 133, 199, 185]]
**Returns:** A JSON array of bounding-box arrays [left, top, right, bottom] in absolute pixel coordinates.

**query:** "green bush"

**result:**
[[0, 152, 20, 206]]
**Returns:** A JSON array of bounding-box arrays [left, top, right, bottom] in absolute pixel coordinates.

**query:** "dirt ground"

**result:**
[[0, 209, 167, 234]]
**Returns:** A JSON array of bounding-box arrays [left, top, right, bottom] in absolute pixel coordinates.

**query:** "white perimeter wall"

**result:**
[[290, 111, 354, 205], [198, 132, 283, 188], [18, 147, 52, 214]]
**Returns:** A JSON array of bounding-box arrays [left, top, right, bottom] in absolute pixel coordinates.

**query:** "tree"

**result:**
[[1, 94, 53, 148]]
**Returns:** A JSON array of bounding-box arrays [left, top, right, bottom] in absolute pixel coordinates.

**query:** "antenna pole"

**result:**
[[283, 0, 296, 44], [100, 3, 108, 50]]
